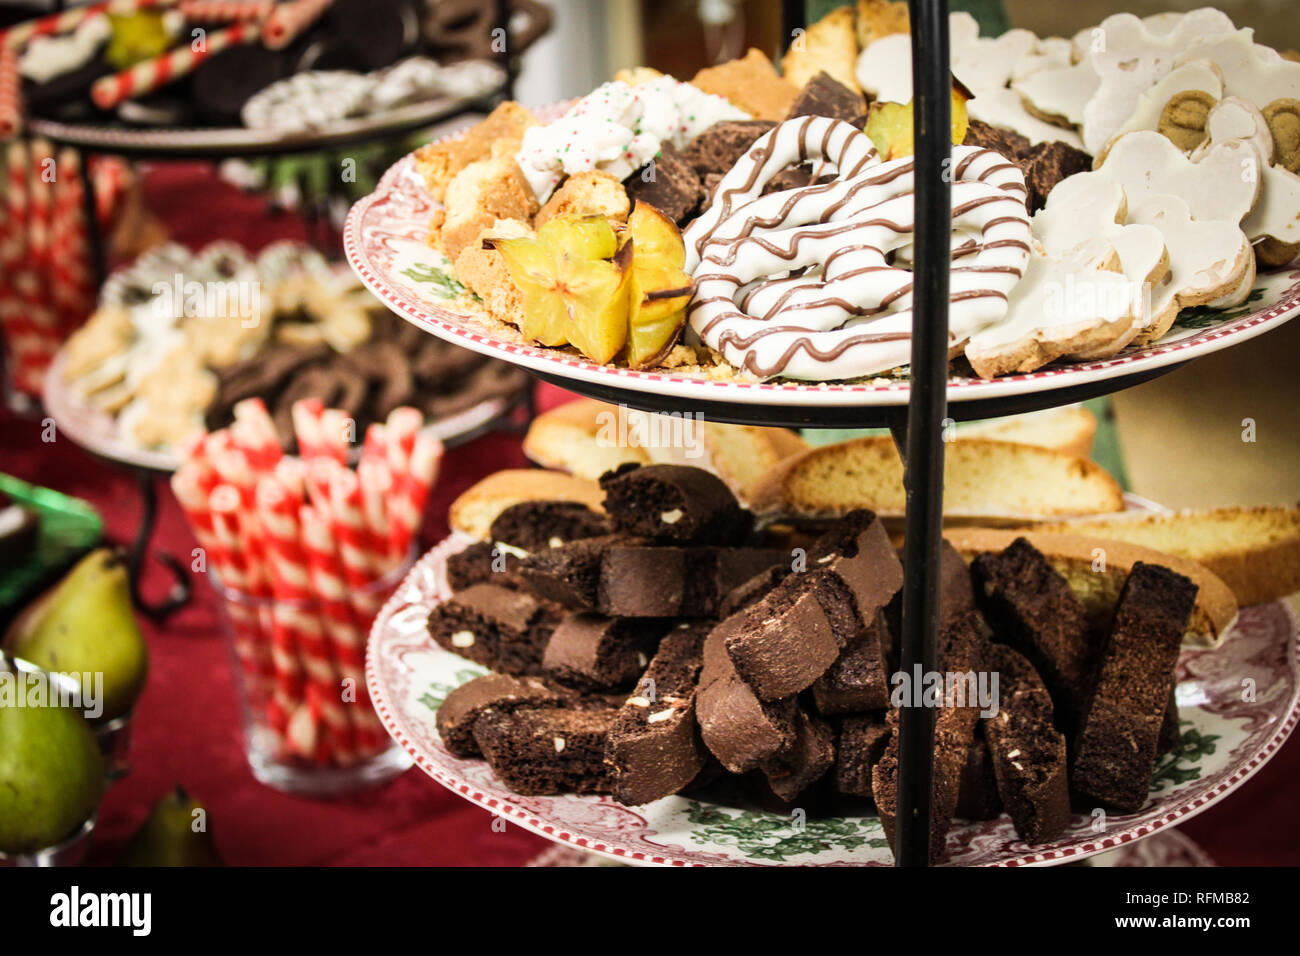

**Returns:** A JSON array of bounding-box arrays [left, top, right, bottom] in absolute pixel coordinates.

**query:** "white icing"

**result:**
[[19, 16, 110, 84], [1109, 60, 1225, 146], [1178, 29, 1300, 109], [514, 77, 750, 202]]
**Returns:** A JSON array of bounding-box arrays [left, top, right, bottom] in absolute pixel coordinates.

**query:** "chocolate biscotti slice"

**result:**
[[428, 583, 560, 675], [834, 715, 891, 799], [606, 623, 710, 805], [599, 463, 753, 545], [473, 706, 620, 795], [971, 537, 1095, 733], [542, 613, 665, 692], [983, 644, 1070, 843], [872, 611, 989, 864], [598, 544, 787, 618], [488, 500, 611, 553], [1071, 563, 1198, 813], [517, 535, 624, 608], [436, 673, 569, 757], [696, 625, 798, 773], [955, 729, 1003, 821], [812, 612, 893, 715], [759, 708, 836, 802]]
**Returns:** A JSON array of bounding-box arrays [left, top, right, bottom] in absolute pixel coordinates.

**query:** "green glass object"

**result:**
[[0, 474, 103, 613]]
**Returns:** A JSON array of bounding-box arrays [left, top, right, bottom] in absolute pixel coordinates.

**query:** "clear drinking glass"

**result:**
[[209, 554, 414, 798]]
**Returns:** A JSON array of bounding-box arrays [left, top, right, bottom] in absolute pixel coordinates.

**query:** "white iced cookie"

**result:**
[[1126, 194, 1256, 342], [1177, 29, 1300, 109], [1078, 9, 1237, 156], [1107, 60, 1225, 151], [1008, 36, 1073, 85], [1094, 130, 1261, 227], [685, 119, 1033, 381], [964, 243, 1148, 379], [1011, 29, 1099, 131]]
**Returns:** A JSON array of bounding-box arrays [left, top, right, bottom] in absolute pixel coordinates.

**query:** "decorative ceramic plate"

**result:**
[[367, 531, 1300, 867], [344, 113, 1300, 411], [43, 349, 527, 474]]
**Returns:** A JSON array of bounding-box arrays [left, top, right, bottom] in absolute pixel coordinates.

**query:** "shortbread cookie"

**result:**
[[434, 156, 539, 260], [854, 0, 909, 51], [692, 48, 798, 121], [781, 5, 861, 95], [414, 101, 536, 201], [451, 218, 534, 325], [534, 170, 630, 227]]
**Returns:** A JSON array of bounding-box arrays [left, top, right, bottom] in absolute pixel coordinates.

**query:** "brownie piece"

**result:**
[[436, 673, 567, 757], [984, 644, 1070, 842], [759, 708, 836, 802], [599, 463, 752, 545], [625, 141, 705, 224], [717, 583, 839, 700], [427, 584, 559, 675], [1072, 563, 1197, 813], [542, 613, 663, 691], [1021, 140, 1093, 213], [446, 540, 521, 591], [606, 623, 710, 805], [962, 119, 1031, 161], [488, 500, 611, 553], [834, 715, 891, 799], [518, 535, 623, 609], [872, 611, 988, 863], [473, 707, 619, 795], [971, 538, 1095, 734], [786, 71, 866, 123], [683, 119, 776, 179], [955, 730, 1003, 821], [812, 612, 893, 715], [696, 627, 798, 773]]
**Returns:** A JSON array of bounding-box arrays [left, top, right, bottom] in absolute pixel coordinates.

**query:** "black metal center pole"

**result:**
[[895, 0, 952, 868]]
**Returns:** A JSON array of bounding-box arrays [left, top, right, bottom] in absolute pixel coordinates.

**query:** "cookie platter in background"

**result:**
[[347, 3, 1300, 406], [4, 0, 547, 136], [367, 443, 1300, 866], [44, 240, 530, 471]]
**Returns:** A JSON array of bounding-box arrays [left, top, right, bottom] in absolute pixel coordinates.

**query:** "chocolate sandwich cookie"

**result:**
[[1071, 563, 1197, 813], [473, 706, 619, 795], [325, 0, 420, 72], [971, 537, 1095, 735], [625, 142, 705, 225], [606, 623, 710, 805], [983, 643, 1070, 842], [192, 44, 290, 125], [696, 627, 798, 773], [542, 613, 664, 692], [954, 730, 1003, 821], [427, 583, 560, 675], [834, 715, 891, 800], [488, 500, 610, 554], [435, 672, 568, 757], [812, 612, 893, 715], [785, 71, 866, 124], [683, 119, 777, 180], [599, 463, 753, 545], [758, 708, 836, 803]]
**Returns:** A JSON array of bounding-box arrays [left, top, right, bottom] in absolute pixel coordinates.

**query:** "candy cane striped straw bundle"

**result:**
[[173, 401, 442, 768], [91, 18, 259, 110], [179, 0, 274, 22]]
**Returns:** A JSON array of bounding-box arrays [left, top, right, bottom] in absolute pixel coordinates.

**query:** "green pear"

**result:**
[[117, 785, 225, 867], [6, 549, 148, 722], [0, 666, 105, 854]]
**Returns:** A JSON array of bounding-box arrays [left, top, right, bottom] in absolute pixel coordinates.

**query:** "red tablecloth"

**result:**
[[4, 164, 1295, 866]]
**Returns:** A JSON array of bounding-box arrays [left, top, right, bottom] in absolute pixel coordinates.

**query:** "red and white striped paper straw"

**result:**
[[262, 0, 334, 51], [232, 397, 283, 473], [91, 19, 257, 110], [0, 0, 176, 51], [0, 44, 21, 140], [179, 0, 274, 22]]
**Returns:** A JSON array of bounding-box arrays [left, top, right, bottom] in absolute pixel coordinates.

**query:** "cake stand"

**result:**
[[347, 0, 1300, 865]]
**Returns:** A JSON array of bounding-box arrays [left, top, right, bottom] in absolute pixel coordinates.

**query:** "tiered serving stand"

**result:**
[[349, 0, 1300, 865], [30, 0, 527, 622]]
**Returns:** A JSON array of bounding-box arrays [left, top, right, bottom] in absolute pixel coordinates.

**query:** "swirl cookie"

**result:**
[[683, 117, 1033, 381]]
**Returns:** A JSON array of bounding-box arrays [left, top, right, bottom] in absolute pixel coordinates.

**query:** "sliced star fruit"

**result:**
[[625, 203, 693, 369], [865, 77, 972, 161]]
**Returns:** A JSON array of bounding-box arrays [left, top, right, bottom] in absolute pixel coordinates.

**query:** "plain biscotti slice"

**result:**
[[1022, 506, 1300, 608], [748, 437, 1124, 520], [956, 405, 1097, 459], [943, 528, 1239, 649]]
